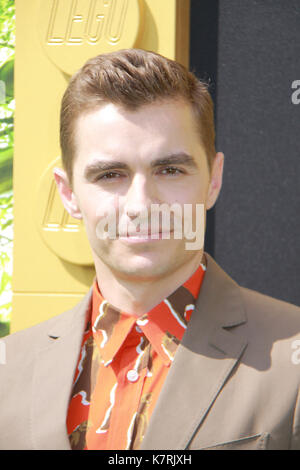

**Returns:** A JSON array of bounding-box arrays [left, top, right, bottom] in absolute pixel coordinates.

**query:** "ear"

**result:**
[[206, 152, 224, 210], [53, 167, 82, 219]]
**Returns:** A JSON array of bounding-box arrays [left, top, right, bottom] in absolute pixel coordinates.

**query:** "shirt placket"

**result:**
[[106, 330, 150, 450]]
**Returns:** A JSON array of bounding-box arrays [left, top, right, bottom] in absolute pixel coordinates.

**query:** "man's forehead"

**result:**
[[72, 98, 207, 172], [75, 97, 195, 128]]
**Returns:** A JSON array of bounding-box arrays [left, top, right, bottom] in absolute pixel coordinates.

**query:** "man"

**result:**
[[1, 49, 300, 450]]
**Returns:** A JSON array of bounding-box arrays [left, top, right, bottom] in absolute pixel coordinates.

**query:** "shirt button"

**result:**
[[127, 369, 139, 382]]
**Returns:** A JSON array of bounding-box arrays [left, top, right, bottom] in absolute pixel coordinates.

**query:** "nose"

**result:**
[[123, 173, 154, 218]]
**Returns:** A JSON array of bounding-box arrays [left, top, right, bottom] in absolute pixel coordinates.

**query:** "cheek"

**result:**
[[192, 178, 210, 202], [172, 185, 207, 205], [74, 189, 100, 225], [81, 190, 120, 231]]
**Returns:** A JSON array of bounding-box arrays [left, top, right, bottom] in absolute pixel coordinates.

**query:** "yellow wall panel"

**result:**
[[13, 293, 89, 331]]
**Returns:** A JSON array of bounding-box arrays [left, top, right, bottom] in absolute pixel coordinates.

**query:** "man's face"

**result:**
[[56, 99, 223, 281]]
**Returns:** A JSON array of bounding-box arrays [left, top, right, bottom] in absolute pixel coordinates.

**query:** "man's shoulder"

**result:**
[[205, 252, 300, 324], [1, 288, 92, 359], [240, 285, 300, 326], [2, 309, 72, 349], [236, 285, 300, 371]]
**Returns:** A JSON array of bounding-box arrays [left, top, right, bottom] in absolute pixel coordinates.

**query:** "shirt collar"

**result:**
[[91, 257, 206, 367]]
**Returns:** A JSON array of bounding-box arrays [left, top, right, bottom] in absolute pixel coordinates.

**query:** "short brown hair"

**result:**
[[60, 49, 216, 185]]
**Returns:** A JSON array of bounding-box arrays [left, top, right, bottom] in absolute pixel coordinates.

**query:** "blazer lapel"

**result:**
[[31, 288, 93, 450], [140, 253, 248, 450]]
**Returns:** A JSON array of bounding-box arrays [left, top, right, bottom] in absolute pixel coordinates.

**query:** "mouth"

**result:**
[[118, 231, 174, 242]]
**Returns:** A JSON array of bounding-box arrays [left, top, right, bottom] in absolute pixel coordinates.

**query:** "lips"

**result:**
[[118, 231, 173, 238]]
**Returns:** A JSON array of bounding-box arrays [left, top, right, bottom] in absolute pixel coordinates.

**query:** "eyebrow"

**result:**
[[84, 152, 198, 180], [150, 153, 198, 169], [84, 161, 128, 180]]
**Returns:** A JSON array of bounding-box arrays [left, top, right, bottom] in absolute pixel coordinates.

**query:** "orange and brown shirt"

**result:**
[[66, 258, 206, 450]]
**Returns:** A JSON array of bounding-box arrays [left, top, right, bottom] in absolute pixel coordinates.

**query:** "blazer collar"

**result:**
[[30, 253, 247, 450], [140, 253, 248, 450]]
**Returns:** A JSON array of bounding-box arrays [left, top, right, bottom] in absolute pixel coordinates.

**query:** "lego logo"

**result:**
[[38, 0, 143, 75], [35, 157, 94, 266]]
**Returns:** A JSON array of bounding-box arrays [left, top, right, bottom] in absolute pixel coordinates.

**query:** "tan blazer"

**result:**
[[1, 253, 300, 450]]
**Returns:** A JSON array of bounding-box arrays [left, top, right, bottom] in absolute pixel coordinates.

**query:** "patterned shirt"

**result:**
[[66, 257, 206, 450]]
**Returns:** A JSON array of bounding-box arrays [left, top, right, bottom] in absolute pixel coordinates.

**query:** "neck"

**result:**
[[93, 251, 205, 316]]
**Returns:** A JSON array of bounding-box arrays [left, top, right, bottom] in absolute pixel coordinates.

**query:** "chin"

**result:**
[[114, 259, 169, 279], [93, 240, 196, 279]]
